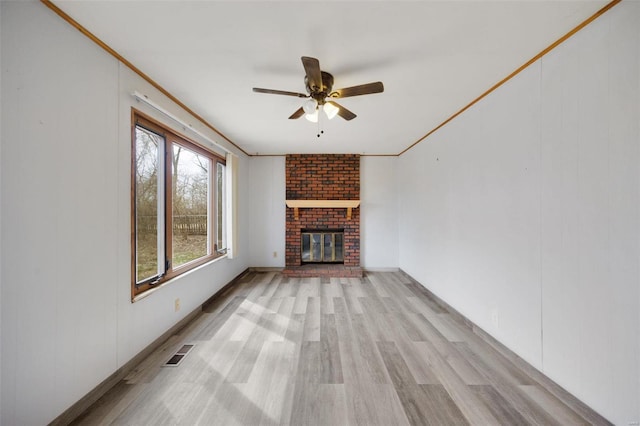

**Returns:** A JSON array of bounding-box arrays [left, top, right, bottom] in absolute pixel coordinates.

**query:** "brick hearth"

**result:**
[[284, 154, 362, 278]]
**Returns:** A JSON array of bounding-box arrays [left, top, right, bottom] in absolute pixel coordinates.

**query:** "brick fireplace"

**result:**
[[284, 154, 362, 277]]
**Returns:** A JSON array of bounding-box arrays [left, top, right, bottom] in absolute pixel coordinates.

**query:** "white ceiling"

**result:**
[[53, 0, 610, 155]]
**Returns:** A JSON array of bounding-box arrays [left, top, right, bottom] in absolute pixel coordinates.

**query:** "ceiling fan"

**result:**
[[253, 56, 384, 122]]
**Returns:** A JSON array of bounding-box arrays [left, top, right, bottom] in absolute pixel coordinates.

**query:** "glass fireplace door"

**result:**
[[301, 232, 344, 263]]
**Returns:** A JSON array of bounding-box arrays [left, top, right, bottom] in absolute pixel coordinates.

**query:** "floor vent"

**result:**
[[164, 344, 195, 367]]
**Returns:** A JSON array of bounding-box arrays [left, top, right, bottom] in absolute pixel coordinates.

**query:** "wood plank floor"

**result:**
[[72, 271, 610, 425]]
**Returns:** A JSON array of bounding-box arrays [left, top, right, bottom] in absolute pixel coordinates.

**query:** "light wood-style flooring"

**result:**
[[73, 271, 611, 425]]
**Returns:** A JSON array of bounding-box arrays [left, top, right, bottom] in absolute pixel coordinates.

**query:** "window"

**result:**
[[132, 111, 226, 298]]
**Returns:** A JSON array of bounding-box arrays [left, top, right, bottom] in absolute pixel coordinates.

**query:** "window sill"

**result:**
[[132, 253, 228, 303]]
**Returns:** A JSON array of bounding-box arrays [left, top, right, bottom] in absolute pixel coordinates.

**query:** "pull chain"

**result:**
[[317, 106, 324, 138]]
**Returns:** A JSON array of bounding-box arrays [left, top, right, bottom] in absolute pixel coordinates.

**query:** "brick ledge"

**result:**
[[282, 265, 363, 278]]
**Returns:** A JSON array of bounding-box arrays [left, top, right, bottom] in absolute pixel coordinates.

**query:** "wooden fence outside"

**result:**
[[138, 215, 207, 235]]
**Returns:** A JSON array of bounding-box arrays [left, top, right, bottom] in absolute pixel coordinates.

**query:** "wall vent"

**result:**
[[164, 344, 195, 367]]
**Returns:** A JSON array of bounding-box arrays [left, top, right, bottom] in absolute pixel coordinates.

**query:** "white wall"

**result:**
[[398, 3, 639, 424], [361, 156, 398, 269], [539, 7, 639, 421], [248, 156, 286, 267], [0, 2, 250, 424], [0, 1, 3, 417]]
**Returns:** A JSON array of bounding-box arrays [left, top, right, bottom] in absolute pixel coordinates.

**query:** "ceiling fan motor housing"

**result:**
[[305, 71, 334, 104]]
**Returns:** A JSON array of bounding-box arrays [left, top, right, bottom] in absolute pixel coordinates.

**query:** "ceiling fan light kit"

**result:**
[[253, 56, 384, 127], [323, 102, 339, 120], [303, 98, 318, 115], [305, 110, 319, 123]]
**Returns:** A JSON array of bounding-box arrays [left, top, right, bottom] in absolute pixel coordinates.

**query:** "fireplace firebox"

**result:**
[[301, 231, 344, 263]]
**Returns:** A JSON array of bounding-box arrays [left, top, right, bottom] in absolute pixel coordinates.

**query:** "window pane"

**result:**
[[135, 126, 163, 283], [172, 144, 209, 268], [217, 162, 226, 251]]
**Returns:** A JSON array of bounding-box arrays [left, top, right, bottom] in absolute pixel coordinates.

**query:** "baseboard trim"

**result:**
[[49, 268, 250, 426], [249, 266, 285, 272], [363, 267, 400, 272], [398, 269, 611, 425]]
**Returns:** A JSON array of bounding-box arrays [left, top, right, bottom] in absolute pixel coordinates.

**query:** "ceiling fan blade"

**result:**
[[327, 101, 357, 121], [253, 87, 307, 98], [332, 81, 384, 98], [288, 107, 305, 119], [301, 56, 322, 92]]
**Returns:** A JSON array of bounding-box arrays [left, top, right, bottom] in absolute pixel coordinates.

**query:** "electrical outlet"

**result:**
[[273, 251, 277, 258], [175, 298, 180, 312]]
